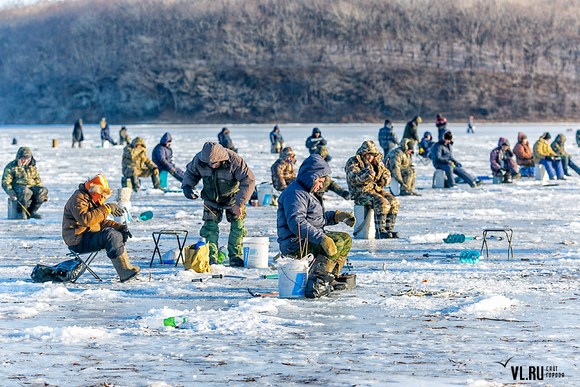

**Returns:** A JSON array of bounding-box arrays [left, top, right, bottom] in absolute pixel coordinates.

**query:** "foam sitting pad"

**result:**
[[353, 205, 375, 240]]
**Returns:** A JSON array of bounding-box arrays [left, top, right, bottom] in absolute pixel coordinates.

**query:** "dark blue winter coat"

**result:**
[[100, 124, 115, 144], [218, 128, 236, 150], [419, 131, 435, 158], [277, 154, 338, 255], [152, 132, 175, 172], [431, 139, 459, 169]]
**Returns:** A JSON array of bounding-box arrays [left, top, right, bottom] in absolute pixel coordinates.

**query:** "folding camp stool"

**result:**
[[150, 229, 188, 267], [67, 249, 102, 283], [480, 228, 514, 259]]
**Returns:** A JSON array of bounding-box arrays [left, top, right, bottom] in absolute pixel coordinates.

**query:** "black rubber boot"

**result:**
[[305, 255, 335, 299]]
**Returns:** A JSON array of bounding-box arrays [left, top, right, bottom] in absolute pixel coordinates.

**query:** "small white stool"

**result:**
[[353, 205, 375, 240], [535, 164, 549, 183], [432, 169, 447, 188], [389, 179, 401, 196]]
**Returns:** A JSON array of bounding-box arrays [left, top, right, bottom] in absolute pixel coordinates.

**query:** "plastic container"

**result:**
[[7, 198, 26, 220], [159, 170, 168, 189], [353, 205, 375, 240], [242, 237, 269, 268], [163, 316, 187, 328], [277, 258, 309, 298], [114, 188, 133, 223], [256, 183, 274, 206], [194, 238, 206, 249]]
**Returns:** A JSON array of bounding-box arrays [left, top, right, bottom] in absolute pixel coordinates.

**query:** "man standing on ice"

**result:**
[[182, 142, 255, 266], [277, 154, 355, 298], [62, 174, 140, 282], [2, 146, 48, 219]]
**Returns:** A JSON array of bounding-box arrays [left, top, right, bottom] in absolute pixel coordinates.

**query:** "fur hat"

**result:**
[[85, 174, 112, 204]]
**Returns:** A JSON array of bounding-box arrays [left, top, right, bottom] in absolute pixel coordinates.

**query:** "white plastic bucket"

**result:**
[[114, 188, 133, 223], [256, 183, 274, 206], [277, 258, 309, 298], [243, 237, 269, 268]]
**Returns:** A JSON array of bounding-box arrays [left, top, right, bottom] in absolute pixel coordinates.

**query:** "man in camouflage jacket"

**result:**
[[345, 140, 400, 239], [271, 147, 297, 192], [402, 116, 422, 147], [386, 139, 418, 196], [2, 146, 48, 219], [182, 142, 255, 266], [121, 137, 161, 191]]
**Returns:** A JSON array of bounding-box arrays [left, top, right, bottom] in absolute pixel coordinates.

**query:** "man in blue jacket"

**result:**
[[431, 131, 481, 188], [277, 154, 355, 298], [152, 132, 184, 182]]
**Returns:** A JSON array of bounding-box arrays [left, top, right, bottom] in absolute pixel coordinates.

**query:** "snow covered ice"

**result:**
[[0, 123, 578, 386]]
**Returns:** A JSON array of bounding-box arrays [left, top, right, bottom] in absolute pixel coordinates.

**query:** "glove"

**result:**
[[340, 191, 350, 200], [119, 224, 133, 243], [182, 185, 198, 200], [455, 163, 462, 168], [321, 236, 337, 256], [230, 204, 245, 217], [335, 211, 356, 227], [107, 203, 125, 217]]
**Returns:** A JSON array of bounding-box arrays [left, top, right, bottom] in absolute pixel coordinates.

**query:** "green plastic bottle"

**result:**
[[163, 316, 187, 328]]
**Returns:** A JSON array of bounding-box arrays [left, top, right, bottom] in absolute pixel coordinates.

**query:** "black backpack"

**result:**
[[31, 258, 84, 283]]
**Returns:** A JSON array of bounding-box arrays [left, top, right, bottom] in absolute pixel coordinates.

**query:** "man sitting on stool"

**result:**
[[431, 131, 481, 188], [346, 140, 400, 238], [62, 174, 140, 282], [122, 137, 162, 191], [277, 154, 354, 298], [387, 139, 419, 196]]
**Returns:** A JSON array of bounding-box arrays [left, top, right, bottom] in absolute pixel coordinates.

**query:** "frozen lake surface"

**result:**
[[0, 122, 578, 386]]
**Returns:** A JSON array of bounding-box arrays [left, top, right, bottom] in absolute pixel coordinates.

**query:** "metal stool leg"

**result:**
[[69, 250, 102, 283]]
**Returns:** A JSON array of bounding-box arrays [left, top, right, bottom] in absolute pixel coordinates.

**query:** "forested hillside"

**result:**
[[0, 0, 578, 124]]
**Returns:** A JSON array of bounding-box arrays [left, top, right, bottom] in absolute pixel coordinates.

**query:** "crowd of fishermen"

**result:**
[[3, 116, 579, 297]]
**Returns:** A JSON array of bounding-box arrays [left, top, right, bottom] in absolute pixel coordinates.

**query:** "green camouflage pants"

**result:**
[[400, 168, 416, 193], [290, 231, 352, 276], [199, 202, 247, 262], [354, 190, 399, 216]]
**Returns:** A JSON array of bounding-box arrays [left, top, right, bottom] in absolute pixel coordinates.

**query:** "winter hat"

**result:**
[[132, 137, 146, 148], [85, 174, 112, 205], [312, 127, 321, 135], [17, 146, 32, 159], [415, 116, 423, 124], [543, 132, 551, 140], [443, 131, 453, 140], [314, 145, 329, 158]]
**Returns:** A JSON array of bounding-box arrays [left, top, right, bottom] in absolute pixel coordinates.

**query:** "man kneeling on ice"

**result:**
[[277, 154, 355, 298], [62, 174, 140, 282]]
